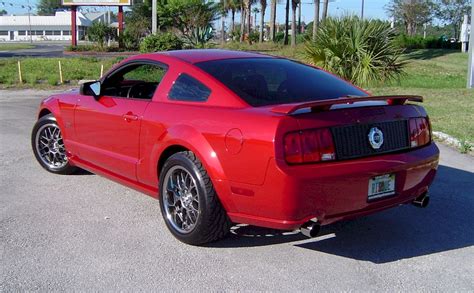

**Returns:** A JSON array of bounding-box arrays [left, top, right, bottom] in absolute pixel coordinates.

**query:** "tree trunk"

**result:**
[[322, 0, 328, 21], [254, 12, 257, 33], [312, 0, 320, 41], [240, 6, 245, 42], [231, 10, 235, 34], [291, 2, 297, 47], [298, 1, 301, 33], [259, 8, 265, 42], [269, 0, 277, 41], [221, 0, 226, 44], [284, 0, 289, 45], [247, 4, 252, 36]]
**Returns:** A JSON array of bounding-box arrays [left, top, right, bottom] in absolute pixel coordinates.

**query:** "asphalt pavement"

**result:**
[[0, 42, 67, 58], [1, 89, 473, 291]]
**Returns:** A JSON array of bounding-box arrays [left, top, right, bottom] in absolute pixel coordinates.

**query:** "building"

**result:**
[[0, 11, 92, 42]]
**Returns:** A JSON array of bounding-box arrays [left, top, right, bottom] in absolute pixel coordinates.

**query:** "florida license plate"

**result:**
[[368, 174, 395, 200]]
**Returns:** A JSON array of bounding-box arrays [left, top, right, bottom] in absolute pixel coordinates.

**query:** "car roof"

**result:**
[[157, 49, 274, 64]]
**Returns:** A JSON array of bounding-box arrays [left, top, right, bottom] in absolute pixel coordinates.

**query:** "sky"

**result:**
[[1, 0, 392, 22]]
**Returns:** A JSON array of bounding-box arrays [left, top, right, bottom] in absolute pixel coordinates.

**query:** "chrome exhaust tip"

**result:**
[[300, 219, 321, 238], [412, 192, 430, 208]]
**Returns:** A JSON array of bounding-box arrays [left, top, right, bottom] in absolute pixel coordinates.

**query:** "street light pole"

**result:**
[[361, 0, 364, 20], [152, 0, 157, 34], [27, 0, 32, 43], [467, 0, 474, 88]]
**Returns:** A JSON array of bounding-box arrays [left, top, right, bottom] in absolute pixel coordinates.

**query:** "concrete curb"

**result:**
[[433, 131, 473, 155]]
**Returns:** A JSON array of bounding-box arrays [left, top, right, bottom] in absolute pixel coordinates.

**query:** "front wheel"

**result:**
[[31, 114, 77, 175], [159, 151, 231, 245]]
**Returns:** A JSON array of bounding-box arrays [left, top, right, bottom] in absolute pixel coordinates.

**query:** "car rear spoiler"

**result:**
[[270, 95, 423, 115]]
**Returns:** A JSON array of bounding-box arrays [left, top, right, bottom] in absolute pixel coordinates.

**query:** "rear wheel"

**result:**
[[159, 151, 231, 245], [31, 114, 77, 175]]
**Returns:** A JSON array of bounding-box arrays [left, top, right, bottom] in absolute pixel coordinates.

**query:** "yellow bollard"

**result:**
[[100, 64, 104, 78], [58, 61, 63, 84], [17, 60, 23, 84]]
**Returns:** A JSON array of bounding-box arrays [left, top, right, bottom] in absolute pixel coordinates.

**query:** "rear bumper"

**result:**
[[226, 143, 439, 230]]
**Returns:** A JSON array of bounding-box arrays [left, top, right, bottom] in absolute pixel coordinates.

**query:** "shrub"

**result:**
[[139, 32, 183, 53], [182, 25, 214, 49], [274, 31, 285, 43], [248, 32, 260, 43], [304, 16, 405, 87], [394, 34, 461, 50], [119, 30, 140, 51], [87, 22, 114, 49]]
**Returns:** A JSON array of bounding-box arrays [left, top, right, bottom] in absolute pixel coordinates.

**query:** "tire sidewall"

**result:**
[[158, 153, 213, 245]]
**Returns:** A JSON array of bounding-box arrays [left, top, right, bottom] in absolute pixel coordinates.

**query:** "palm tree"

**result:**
[[259, 0, 267, 42], [312, 0, 320, 41], [304, 16, 405, 86], [246, 0, 253, 37], [227, 0, 239, 37], [240, 0, 246, 42], [291, 0, 299, 47], [221, 0, 227, 44], [322, 0, 329, 22], [284, 0, 289, 45], [269, 0, 277, 41], [253, 7, 260, 32]]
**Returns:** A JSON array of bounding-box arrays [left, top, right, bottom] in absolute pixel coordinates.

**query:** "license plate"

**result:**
[[368, 174, 395, 200]]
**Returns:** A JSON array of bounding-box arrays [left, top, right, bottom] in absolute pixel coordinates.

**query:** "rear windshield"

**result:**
[[196, 58, 367, 107]]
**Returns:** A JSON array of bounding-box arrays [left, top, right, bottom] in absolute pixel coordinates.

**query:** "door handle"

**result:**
[[123, 113, 139, 122]]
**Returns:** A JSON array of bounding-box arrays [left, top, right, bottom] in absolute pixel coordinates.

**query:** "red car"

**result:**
[[31, 50, 439, 245]]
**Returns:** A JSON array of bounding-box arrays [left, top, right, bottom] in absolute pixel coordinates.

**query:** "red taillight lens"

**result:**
[[409, 117, 431, 148], [284, 128, 336, 164]]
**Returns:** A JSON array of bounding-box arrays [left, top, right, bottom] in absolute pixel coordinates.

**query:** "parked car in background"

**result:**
[[31, 50, 439, 245]]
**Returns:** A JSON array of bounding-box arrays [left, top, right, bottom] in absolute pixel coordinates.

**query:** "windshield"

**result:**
[[195, 58, 367, 107]]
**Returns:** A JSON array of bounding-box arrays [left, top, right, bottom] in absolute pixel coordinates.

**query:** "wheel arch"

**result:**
[[38, 108, 52, 119]]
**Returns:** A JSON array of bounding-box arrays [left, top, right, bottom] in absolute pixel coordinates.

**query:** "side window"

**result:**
[[168, 74, 211, 102], [102, 63, 167, 100], [123, 64, 166, 83]]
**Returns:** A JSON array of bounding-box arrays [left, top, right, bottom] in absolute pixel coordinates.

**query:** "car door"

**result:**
[[74, 61, 167, 181]]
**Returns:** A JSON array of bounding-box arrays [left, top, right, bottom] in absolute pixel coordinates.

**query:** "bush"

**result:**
[[248, 32, 260, 43], [304, 16, 405, 87], [274, 31, 285, 43], [119, 30, 140, 51], [139, 32, 183, 53], [394, 34, 461, 50], [87, 22, 114, 49]]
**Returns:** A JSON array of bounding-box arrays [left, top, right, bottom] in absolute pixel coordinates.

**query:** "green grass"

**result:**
[[370, 49, 474, 143], [0, 43, 35, 51], [0, 57, 122, 87]]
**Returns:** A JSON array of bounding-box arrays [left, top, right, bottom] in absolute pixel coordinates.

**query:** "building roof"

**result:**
[[0, 11, 92, 27], [160, 49, 273, 64]]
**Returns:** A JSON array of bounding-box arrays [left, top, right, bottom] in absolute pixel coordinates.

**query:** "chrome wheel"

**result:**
[[35, 123, 68, 170], [162, 166, 200, 234]]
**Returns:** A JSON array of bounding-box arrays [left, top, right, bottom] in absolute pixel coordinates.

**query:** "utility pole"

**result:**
[[467, 0, 474, 88], [361, 0, 364, 20], [27, 0, 32, 43], [152, 0, 157, 34]]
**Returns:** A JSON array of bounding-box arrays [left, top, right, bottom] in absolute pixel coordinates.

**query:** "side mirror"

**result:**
[[80, 81, 102, 99]]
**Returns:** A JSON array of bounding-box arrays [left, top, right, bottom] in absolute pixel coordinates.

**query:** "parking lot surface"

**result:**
[[1, 89, 473, 291]]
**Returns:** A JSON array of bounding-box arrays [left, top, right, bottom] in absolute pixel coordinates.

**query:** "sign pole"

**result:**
[[71, 5, 77, 47], [118, 6, 124, 36]]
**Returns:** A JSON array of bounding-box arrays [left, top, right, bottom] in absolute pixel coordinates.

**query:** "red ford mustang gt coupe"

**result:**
[[31, 49, 439, 245]]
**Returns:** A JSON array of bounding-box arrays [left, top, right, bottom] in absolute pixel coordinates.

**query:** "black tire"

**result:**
[[31, 114, 77, 175], [159, 151, 231, 245]]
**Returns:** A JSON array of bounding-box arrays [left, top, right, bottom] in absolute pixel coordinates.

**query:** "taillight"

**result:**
[[409, 117, 431, 148], [284, 128, 336, 164]]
